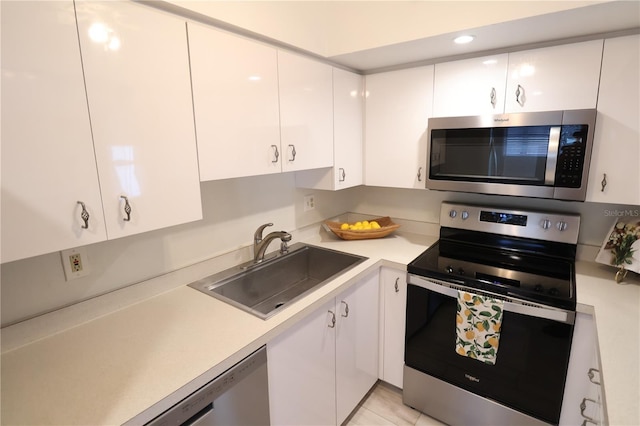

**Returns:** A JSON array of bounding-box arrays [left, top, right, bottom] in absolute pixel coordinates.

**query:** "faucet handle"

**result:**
[[254, 223, 273, 242]]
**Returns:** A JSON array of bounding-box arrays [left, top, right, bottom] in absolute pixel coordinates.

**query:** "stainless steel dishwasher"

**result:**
[[147, 346, 270, 425]]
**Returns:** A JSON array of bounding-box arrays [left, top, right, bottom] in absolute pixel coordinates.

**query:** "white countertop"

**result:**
[[1, 230, 638, 425]]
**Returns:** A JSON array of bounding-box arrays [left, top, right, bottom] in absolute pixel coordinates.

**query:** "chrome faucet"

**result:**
[[253, 223, 292, 263]]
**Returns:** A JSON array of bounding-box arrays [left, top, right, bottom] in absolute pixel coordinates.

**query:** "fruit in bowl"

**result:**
[[325, 216, 399, 240], [340, 220, 382, 231]]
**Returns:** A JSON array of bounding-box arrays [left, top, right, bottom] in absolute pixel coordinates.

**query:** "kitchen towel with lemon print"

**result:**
[[455, 290, 504, 365]]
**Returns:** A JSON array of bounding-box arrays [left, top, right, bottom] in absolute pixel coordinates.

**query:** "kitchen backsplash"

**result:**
[[1, 174, 634, 326]]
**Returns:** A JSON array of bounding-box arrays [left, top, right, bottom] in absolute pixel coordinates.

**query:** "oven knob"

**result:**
[[534, 284, 544, 292], [446, 266, 454, 274], [449, 210, 457, 219], [548, 287, 560, 296], [541, 219, 552, 230], [461, 211, 469, 220], [457, 268, 465, 275], [557, 221, 568, 232]]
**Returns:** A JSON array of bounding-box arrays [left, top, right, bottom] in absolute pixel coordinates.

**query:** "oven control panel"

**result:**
[[440, 202, 580, 244]]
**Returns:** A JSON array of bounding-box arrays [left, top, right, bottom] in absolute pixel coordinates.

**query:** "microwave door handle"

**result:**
[[544, 127, 561, 185], [488, 132, 497, 176]]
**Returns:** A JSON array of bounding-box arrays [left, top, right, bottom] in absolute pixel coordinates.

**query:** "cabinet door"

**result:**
[[559, 311, 604, 426], [332, 68, 364, 189], [336, 271, 379, 424], [586, 35, 640, 205], [295, 68, 364, 190], [268, 299, 336, 426], [75, 1, 202, 240], [278, 51, 334, 172], [1, 1, 107, 263], [433, 54, 508, 117], [381, 267, 407, 388], [365, 66, 434, 189], [188, 22, 282, 180], [504, 40, 603, 113]]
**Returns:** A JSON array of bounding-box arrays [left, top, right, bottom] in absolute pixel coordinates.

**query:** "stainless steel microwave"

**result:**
[[426, 109, 596, 201]]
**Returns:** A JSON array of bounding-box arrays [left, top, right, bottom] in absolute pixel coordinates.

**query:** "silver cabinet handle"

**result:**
[[417, 166, 423, 182], [394, 277, 400, 293], [339, 168, 346, 182], [77, 201, 90, 229], [515, 84, 526, 107], [120, 195, 131, 221], [328, 310, 336, 328], [288, 144, 296, 162], [271, 145, 279, 163], [588, 368, 601, 385], [341, 301, 349, 317], [580, 397, 598, 423], [490, 87, 497, 108], [601, 174, 607, 192]]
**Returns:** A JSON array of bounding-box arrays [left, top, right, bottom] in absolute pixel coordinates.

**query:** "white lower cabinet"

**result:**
[[560, 310, 605, 426], [268, 271, 379, 425], [380, 267, 407, 388]]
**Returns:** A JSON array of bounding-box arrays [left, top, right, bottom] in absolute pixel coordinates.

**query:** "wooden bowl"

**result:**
[[324, 216, 400, 240]]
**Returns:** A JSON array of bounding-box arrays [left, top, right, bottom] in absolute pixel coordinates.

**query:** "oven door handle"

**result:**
[[408, 275, 575, 325]]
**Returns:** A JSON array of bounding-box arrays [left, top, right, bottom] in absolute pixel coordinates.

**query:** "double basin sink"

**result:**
[[188, 243, 367, 319]]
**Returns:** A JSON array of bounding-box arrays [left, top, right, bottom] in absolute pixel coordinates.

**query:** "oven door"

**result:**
[[405, 275, 575, 425]]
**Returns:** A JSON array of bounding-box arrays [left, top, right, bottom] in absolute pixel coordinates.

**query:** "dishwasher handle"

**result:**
[[188, 403, 214, 425]]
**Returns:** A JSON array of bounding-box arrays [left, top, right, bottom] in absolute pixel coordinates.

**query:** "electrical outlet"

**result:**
[[304, 195, 315, 212], [60, 247, 91, 281]]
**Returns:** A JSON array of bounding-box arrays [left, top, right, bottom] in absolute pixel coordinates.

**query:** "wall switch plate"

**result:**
[[304, 195, 315, 212], [60, 247, 91, 281]]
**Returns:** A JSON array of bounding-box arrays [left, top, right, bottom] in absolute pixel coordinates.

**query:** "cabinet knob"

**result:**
[[341, 301, 349, 317], [328, 310, 336, 328], [77, 201, 90, 229], [271, 145, 279, 163], [515, 84, 526, 107], [587, 368, 601, 385], [580, 397, 598, 423], [601, 173, 607, 192], [120, 196, 131, 222], [288, 144, 296, 162], [339, 168, 346, 182]]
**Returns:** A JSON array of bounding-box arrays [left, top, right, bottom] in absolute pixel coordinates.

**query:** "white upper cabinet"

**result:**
[[188, 22, 282, 180], [504, 40, 603, 113], [75, 1, 202, 240], [586, 35, 640, 205], [1, 1, 107, 263], [296, 68, 364, 190], [365, 66, 434, 189], [278, 50, 334, 172], [433, 54, 509, 117]]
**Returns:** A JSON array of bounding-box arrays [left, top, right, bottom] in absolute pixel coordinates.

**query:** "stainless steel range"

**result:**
[[404, 202, 580, 425]]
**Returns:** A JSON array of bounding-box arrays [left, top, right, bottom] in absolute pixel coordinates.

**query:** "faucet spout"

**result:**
[[253, 223, 292, 263]]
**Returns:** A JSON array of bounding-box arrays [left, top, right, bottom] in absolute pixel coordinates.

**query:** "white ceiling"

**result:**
[[330, 1, 640, 72], [160, 1, 640, 72]]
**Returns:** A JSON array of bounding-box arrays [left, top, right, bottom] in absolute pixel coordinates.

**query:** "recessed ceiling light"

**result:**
[[454, 35, 475, 44]]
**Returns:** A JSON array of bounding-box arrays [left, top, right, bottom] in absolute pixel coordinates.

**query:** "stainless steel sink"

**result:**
[[188, 243, 367, 319]]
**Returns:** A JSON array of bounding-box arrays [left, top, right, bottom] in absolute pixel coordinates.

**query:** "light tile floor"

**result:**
[[345, 381, 446, 426]]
